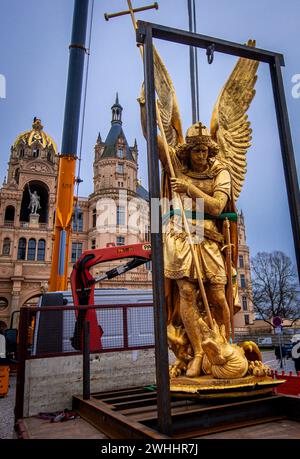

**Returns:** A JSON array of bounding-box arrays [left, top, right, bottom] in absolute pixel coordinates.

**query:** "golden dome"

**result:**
[[13, 118, 58, 154]]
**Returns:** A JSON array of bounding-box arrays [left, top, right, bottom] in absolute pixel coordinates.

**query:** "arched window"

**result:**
[[92, 208, 96, 228], [240, 273, 246, 289], [4, 206, 15, 222], [20, 181, 49, 224], [33, 148, 39, 158], [37, 239, 46, 261], [117, 206, 125, 225], [116, 163, 124, 174], [2, 238, 11, 256], [239, 255, 244, 268], [19, 148, 25, 158], [14, 168, 20, 184], [0, 298, 8, 311], [71, 242, 83, 263], [27, 239, 36, 260], [117, 148, 123, 159], [72, 207, 83, 232], [0, 320, 7, 333], [17, 238, 26, 260]]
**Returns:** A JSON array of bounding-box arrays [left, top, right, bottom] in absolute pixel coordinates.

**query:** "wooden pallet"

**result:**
[[73, 387, 300, 439]]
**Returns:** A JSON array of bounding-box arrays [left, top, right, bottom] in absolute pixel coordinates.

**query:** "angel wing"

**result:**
[[210, 40, 259, 202], [138, 45, 184, 147]]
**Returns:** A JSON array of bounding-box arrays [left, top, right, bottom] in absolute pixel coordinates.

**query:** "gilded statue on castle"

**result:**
[[139, 41, 282, 395]]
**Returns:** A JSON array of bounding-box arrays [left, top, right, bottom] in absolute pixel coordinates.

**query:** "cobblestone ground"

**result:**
[[0, 352, 298, 439], [262, 350, 297, 374], [0, 373, 16, 439]]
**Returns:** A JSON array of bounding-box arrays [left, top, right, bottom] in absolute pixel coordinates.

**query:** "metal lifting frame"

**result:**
[[136, 20, 300, 435]]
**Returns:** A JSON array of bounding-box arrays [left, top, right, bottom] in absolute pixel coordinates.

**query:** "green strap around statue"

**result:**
[[162, 209, 238, 224]]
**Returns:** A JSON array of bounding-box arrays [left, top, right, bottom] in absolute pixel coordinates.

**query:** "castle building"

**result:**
[[235, 210, 255, 331], [0, 117, 59, 328], [0, 96, 254, 332], [85, 95, 151, 287]]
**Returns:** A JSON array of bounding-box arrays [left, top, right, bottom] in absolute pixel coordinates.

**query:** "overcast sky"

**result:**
[[0, 0, 299, 267]]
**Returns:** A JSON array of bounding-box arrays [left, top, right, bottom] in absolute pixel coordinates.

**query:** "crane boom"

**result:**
[[70, 242, 152, 351], [49, 0, 90, 292]]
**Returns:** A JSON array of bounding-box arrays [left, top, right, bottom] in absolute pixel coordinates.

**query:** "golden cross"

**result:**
[[198, 122, 203, 136], [104, 1, 159, 31]]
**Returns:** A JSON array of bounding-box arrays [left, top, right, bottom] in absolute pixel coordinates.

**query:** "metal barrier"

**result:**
[[15, 303, 154, 420], [20, 303, 154, 359], [271, 370, 300, 397]]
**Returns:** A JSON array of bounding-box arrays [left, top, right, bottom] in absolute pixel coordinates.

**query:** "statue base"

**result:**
[[170, 374, 285, 399], [29, 213, 40, 228]]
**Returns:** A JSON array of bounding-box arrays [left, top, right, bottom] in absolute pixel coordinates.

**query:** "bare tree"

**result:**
[[251, 251, 300, 326]]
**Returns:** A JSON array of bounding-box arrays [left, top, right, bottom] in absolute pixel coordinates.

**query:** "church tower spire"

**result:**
[[111, 92, 123, 125], [93, 94, 137, 194]]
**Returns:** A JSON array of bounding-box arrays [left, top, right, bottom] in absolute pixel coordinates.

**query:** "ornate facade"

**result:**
[[0, 118, 58, 329], [235, 210, 255, 331], [0, 96, 253, 331]]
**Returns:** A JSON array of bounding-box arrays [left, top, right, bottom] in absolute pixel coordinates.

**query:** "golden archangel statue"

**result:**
[[138, 41, 282, 394]]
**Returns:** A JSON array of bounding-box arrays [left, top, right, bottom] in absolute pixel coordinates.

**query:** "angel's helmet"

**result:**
[[185, 122, 219, 156], [177, 122, 218, 162]]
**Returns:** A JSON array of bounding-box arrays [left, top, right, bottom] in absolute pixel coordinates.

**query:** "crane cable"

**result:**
[[74, 0, 95, 235], [192, 0, 199, 120], [187, 0, 199, 123]]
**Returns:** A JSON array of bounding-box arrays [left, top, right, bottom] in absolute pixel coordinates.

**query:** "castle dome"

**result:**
[[13, 118, 58, 154]]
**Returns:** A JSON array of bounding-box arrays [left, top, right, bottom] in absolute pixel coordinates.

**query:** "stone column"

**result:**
[[11, 292, 21, 314], [10, 263, 24, 326], [10, 292, 21, 328]]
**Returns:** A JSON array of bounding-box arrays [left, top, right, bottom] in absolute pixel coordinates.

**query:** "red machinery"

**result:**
[[70, 242, 152, 351]]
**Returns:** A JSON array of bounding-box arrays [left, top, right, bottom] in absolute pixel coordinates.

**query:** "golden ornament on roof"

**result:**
[[13, 117, 58, 154]]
